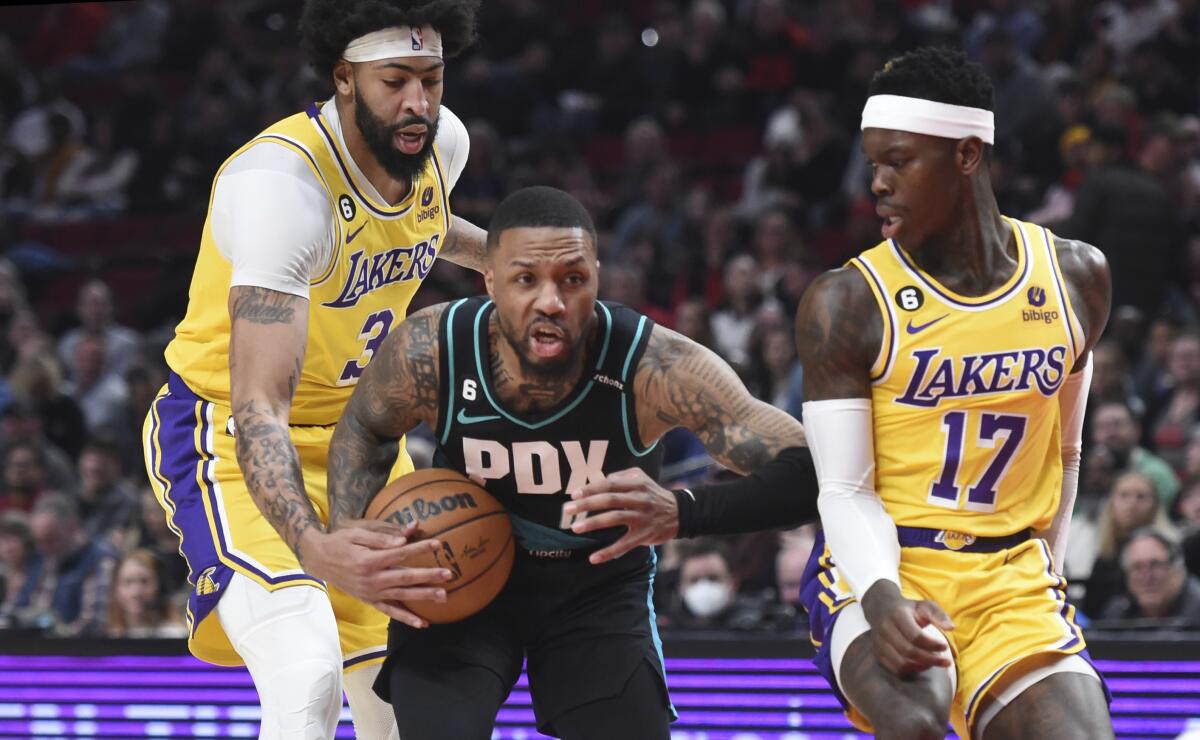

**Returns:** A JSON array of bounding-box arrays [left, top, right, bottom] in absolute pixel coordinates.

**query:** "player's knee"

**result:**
[[881, 703, 948, 740], [265, 657, 343, 738]]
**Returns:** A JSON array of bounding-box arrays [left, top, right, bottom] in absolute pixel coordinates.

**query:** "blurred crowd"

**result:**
[[0, 0, 1198, 639]]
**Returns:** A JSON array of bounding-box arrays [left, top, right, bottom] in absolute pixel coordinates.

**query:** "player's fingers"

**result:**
[[367, 537, 443, 565], [914, 600, 955, 632], [563, 492, 646, 518], [570, 510, 635, 534], [374, 585, 448, 604], [370, 601, 428, 629], [347, 528, 409, 550], [570, 469, 647, 498], [588, 537, 640, 565]]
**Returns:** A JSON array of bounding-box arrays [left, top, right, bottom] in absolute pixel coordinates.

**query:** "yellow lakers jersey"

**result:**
[[165, 103, 451, 425], [851, 217, 1085, 537]]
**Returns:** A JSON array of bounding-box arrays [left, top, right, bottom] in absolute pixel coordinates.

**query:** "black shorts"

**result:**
[[374, 545, 674, 734]]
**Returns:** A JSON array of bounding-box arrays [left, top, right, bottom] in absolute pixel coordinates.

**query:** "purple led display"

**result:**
[[0, 655, 1197, 738]]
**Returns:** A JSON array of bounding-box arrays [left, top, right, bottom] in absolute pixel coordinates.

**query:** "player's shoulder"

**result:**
[[796, 264, 877, 323], [434, 106, 469, 157], [1051, 235, 1109, 284]]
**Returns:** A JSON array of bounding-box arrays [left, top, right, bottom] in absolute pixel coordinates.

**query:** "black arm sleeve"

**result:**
[[673, 446, 819, 538]]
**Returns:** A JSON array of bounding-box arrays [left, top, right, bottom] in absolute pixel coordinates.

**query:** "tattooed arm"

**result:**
[[564, 325, 812, 563], [229, 288, 450, 626], [635, 326, 806, 472], [798, 267, 952, 675], [227, 286, 319, 561], [437, 215, 488, 274], [328, 304, 445, 525]]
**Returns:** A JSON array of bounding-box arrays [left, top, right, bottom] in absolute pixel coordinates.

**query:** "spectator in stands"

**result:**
[[599, 262, 672, 328], [15, 493, 116, 636], [57, 279, 140, 381], [78, 437, 136, 549], [0, 404, 77, 494], [1090, 401, 1179, 508], [1061, 121, 1184, 316], [673, 206, 735, 309], [746, 322, 803, 417], [711, 254, 779, 371], [104, 549, 186, 638], [1177, 479, 1200, 578], [1102, 528, 1200, 627], [0, 511, 32, 627], [661, 539, 761, 630], [0, 439, 50, 513], [67, 334, 128, 435], [1089, 339, 1146, 419], [775, 540, 810, 607], [121, 486, 188, 592], [1077, 471, 1178, 618], [116, 363, 165, 473], [7, 354, 85, 459], [1146, 332, 1200, 471]]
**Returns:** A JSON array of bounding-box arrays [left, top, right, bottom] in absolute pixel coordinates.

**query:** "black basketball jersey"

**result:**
[[433, 296, 664, 552]]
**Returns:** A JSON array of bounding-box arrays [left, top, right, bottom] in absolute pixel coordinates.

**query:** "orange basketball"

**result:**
[[365, 468, 514, 623]]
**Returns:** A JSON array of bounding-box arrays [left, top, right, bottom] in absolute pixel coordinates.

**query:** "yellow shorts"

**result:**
[[801, 530, 1090, 738], [143, 373, 413, 671]]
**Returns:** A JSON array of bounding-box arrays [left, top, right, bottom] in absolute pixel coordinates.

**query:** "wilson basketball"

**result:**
[[365, 468, 514, 623]]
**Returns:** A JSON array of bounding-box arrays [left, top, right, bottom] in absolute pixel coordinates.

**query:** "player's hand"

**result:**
[[299, 520, 454, 628], [562, 467, 679, 565], [860, 580, 954, 677]]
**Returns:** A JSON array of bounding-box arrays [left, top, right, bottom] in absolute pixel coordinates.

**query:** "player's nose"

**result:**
[[533, 283, 565, 314]]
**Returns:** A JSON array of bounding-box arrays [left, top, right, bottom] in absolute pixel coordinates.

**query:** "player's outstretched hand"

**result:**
[[300, 519, 454, 628], [861, 580, 955, 677], [563, 467, 679, 565]]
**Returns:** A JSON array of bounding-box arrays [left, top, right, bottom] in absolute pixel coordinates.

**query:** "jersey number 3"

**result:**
[[929, 411, 1027, 512], [338, 309, 395, 385]]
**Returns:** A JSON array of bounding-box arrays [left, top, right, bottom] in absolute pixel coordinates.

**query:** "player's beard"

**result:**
[[354, 94, 439, 184], [497, 313, 587, 385]]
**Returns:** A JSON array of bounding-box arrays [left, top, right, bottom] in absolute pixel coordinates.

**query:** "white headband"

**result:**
[[343, 25, 443, 62], [861, 94, 994, 144]]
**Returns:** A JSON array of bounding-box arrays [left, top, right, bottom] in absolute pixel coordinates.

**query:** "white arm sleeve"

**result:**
[[1039, 355, 1092, 573], [803, 398, 901, 600], [210, 142, 336, 299], [435, 106, 469, 193]]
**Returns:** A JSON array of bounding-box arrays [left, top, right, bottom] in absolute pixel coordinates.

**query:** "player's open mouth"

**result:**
[[395, 128, 427, 155], [530, 325, 566, 358], [881, 215, 902, 239]]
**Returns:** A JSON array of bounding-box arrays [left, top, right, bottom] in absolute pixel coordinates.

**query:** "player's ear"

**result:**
[[957, 136, 985, 175], [484, 268, 495, 299], [333, 60, 355, 98]]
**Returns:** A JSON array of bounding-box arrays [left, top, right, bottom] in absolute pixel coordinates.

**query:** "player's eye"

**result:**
[[515, 273, 534, 285], [564, 273, 584, 285], [423, 77, 443, 88]]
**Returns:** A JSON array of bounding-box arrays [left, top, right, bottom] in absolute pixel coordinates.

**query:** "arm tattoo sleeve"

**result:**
[[636, 328, 805, 474], [438, 216, 488, 273], [328, 306, 445, 525], [229, 286, 321, 563]]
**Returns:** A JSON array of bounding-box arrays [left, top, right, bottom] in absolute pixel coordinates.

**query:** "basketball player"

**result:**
[[325, 186, 819, 739], [795, 48, 1113, 739], [142, 2, 484, 738]]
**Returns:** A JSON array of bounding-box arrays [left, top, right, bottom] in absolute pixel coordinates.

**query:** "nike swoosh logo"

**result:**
[[906, 314, 949, 334], [457, 409, 502, 425], [346, 223, 366, 244]]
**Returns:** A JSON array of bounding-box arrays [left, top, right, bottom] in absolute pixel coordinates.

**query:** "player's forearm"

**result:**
[[328, 411, 399, 526], [674, 446, 819, 537], [1039, 356, 1092, 570], [233, 400, 323, 562], [803, 398, 901, 600], [439, 215, 487, 273]]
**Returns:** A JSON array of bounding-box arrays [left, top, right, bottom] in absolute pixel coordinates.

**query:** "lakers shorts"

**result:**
[[143, 372, 414, 671], [799, 527, 1108, 738]]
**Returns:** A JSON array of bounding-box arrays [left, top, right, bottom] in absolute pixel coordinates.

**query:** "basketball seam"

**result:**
[[366, 476, 483, 519]]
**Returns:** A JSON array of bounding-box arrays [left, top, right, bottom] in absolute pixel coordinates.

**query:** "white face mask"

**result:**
[[682, 579, 733, 618]]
